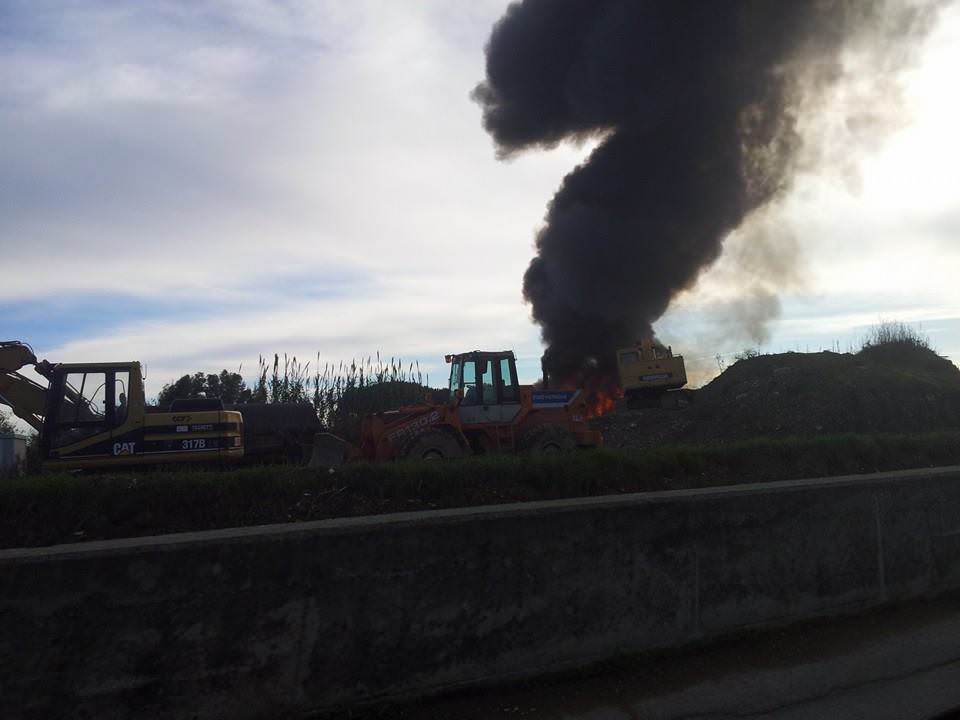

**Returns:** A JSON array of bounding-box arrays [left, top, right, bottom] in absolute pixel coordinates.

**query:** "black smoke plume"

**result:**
[[475, 0, 941, 383]]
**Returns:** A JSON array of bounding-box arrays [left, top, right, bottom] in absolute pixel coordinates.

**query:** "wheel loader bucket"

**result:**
[[309, 432, 350, 468]]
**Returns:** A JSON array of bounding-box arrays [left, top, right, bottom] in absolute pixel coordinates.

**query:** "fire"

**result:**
[[588, 387, 623, 418], [545, 369, 622, 418]]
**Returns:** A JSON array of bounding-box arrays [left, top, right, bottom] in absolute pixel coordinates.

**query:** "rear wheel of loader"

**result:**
[[520, 425, 575, 455], [402, 429, 464, 461]]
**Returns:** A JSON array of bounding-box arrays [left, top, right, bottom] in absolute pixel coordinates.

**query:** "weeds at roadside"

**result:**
[[860, 320, 930, 352], [4, 430, 960, 549], [246, 352, 442, 439]]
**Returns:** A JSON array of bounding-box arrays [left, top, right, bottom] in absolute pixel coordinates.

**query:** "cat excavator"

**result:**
[[0, 341, 243, 470]]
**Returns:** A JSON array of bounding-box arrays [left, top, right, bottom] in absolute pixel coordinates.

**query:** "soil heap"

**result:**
[[596, 343, 960, 450]]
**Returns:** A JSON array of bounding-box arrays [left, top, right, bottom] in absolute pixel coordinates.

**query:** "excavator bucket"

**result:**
[[308, 432, 350, 469], [0, 341, 38, 373]]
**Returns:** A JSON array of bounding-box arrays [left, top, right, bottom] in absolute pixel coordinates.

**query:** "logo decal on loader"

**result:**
[[386, 410, 442, 443]]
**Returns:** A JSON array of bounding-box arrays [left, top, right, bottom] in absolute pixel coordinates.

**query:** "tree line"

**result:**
[[154, 353, 447, 438]]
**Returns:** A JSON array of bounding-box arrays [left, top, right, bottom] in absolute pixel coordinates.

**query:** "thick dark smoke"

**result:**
[[474, 0, 941, 383]]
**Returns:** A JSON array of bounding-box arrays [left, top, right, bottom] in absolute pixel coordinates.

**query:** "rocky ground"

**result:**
[[594, 342, 960, 449]]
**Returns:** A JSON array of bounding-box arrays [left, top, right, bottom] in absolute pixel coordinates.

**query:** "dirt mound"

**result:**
[[596, 344, 960, 449]]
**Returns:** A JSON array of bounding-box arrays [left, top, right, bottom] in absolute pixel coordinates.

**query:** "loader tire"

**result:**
[[402, 429, 464, 461], [519, 425, 575, 455]]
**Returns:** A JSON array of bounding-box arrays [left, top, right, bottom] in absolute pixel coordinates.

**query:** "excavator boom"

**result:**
[[0, 341, 47, 431], [0, 372, 47, 432]]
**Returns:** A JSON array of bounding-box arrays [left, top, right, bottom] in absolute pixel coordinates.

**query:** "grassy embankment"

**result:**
[[3, 430, 959, 549]]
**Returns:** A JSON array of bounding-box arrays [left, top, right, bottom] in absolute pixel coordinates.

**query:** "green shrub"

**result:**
[[5, 431, 960, 549], [860, 321, 930, 351]]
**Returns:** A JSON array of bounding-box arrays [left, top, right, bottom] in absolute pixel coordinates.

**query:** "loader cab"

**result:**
[[40, 362, 145, 463], [445, 351, 521, 424]]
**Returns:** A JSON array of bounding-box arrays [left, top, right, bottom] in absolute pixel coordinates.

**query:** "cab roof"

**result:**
[[445, 350, 515, 363], [55, 361, 142, 371]]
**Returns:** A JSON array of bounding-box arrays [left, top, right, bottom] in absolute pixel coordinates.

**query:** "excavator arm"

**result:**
[[0, 341, 50, 432]]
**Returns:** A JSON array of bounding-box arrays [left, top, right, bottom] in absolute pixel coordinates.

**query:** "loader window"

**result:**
[[619, 351, 640, 364], [498, 357, 519, 403], [480, 359, 496, 404], [461, 360, 479, 405], [448, 360, 461, 396]]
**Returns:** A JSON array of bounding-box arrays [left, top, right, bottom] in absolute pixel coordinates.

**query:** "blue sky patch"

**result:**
[[2, 268, 375, 353]]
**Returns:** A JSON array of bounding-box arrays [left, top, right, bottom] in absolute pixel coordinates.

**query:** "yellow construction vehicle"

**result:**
[[0, 341, 243, 470], [616, 337, 687, 408]]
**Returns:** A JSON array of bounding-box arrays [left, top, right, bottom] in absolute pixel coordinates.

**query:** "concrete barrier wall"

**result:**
[[3, 466, 960, 719]]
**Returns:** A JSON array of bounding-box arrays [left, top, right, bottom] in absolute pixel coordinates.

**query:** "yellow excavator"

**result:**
[[616, 337, 687, 408], [0, 341, 243, 470]]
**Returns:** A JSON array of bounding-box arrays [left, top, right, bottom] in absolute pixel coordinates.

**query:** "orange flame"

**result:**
[[547, 373, 622, 418], [588, 387, 623, 418]]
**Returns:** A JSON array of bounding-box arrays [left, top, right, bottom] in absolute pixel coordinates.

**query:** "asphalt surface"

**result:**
[[340, 595, 960, 720]]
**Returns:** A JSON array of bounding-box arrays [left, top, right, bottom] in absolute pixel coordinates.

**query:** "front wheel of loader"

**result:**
[[402, 429, 464, 461], [519, 425, 575, 455]]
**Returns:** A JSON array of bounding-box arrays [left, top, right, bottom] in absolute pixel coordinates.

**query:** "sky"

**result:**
[[2, 0, 959, 412]]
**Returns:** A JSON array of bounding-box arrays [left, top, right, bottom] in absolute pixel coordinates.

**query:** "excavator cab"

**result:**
[[40, 363, 140, 462]]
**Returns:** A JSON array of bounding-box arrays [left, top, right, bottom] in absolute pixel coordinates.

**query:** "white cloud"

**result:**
[[0, 0, 587, 303], [2, 0, 958, 403]]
